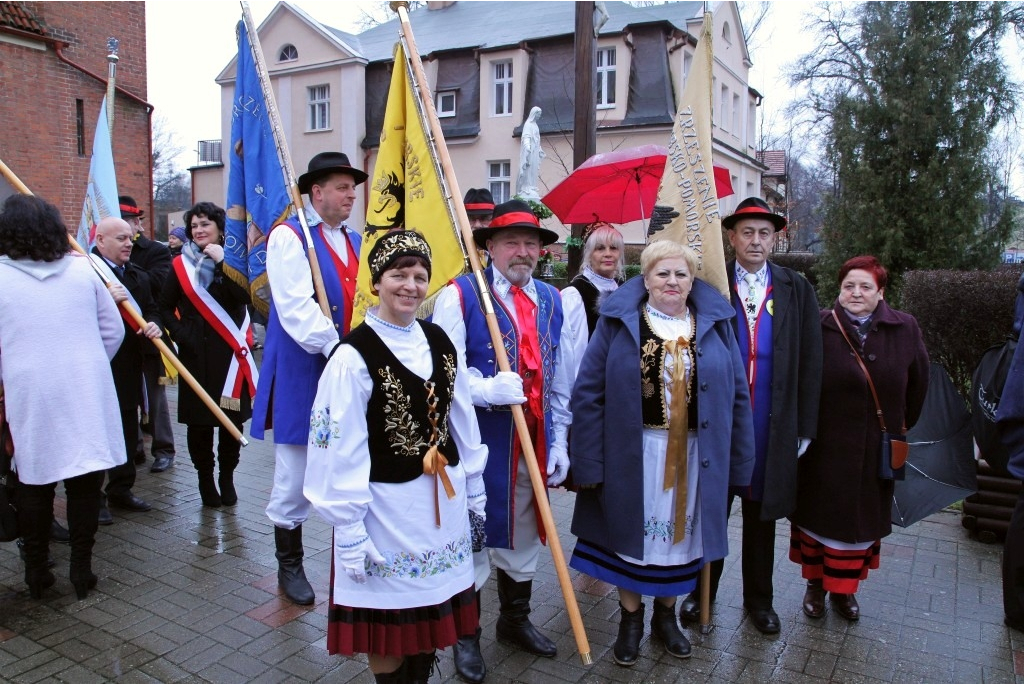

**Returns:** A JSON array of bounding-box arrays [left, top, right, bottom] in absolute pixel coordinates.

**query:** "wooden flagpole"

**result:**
[[239, 2, 330, 318], [390, 1, 592, 665], [0, 157, 249, 447]]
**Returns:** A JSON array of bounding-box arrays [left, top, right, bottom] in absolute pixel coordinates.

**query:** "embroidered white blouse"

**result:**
[[304, 312, 488, 609]]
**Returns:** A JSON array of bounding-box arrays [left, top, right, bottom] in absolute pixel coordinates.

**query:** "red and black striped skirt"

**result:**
[[789, 525, 881, 595], [326, 585, 478, 658]]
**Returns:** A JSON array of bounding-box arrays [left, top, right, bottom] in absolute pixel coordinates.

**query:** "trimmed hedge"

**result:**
[[901, 266, 1022, 399]]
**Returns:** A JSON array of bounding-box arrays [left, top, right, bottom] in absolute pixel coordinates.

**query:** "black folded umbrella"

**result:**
[[892, 364, 978, 527]]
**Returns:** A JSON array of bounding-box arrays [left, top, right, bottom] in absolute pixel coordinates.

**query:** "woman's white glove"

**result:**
[[797, 437, 811, 458], [546, 443, 570, 486], [480, 371, 526, 406], [335, 536, 385, 584]]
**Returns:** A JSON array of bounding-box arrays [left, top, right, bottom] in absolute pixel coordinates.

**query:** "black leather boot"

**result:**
[[405, 651, 438, 683], [613, 603, 645, 667], [373, 659, 409, 683], [495, 569, 557, 657], [189, 427, 220, 506], [274, 525, 315, 605], [453, 591, 485, 682], [651, 601, 691, 658], [217, 430, 241, 506], [15, 483, 55, 599], [66, 486, 101, 600]]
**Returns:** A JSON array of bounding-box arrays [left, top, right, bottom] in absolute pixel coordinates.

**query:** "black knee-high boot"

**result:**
[[217, 426, 242, 506], [274, 525, 314, 605], [15, 482, 55, 599], [188, 426, 220, 507], [495, 569, 557, 657], [66, 473, 102, 600]]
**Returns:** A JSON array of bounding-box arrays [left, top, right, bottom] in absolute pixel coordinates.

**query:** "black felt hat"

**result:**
[[722, 197, 787, 232], [463, 188, 495, 216], [297, 152, 368, 194], [472, 199, 559, 248]]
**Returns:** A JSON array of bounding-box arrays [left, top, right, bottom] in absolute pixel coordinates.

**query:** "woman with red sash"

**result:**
[[159, 202, 257, 507]]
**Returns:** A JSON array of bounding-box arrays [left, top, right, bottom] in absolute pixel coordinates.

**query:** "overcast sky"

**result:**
[[144, 1, 1022, 193]]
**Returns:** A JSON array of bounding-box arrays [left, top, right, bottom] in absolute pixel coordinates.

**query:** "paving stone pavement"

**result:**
[[2, 385, 1023, 683]]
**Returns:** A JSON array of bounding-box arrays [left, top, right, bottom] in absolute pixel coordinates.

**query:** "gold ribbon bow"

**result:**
[[663, 336, 690, 544], [422, 381, 456, 527]]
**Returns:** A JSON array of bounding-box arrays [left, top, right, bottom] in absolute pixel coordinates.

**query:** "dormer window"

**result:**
[[279, 44, 298, 62]]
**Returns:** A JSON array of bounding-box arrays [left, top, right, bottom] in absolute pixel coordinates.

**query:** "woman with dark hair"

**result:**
[[159, 201, 256, 507], [0, 194, 125, 599], [790, 255, 929, 621], [305, 231, 488, 683], [561, 221, 625, 379]]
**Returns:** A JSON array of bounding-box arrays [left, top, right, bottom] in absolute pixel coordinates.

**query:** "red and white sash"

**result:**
[[172, 257, 258, 409]]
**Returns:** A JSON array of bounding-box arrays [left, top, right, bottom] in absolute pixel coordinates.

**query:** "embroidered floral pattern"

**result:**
[[379, 365, 428, 456], [437, 354, 456, 445], [640, 339, 660, 399], [310, 406, 341, 448], [366, 534, 472, 579], [644, 514, 696, 542]]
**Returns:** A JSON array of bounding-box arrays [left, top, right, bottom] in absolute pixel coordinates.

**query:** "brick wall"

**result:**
[[0, 1, 152, 234]]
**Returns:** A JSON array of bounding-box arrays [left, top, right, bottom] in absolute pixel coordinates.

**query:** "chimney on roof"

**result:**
[[427, 1, 455, 9]]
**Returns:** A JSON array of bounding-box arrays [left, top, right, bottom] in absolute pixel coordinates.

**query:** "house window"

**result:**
[[308, 85, 330, 131], [488, 160, 511, 202], [722, 22, 732, 45], [76, 99, 85, 156], [493, 60, 513, 116], [682, 53, 692, 91], [732, 93, 740, 133], [437, 90, 456, 118], [278, 44, 298, 62], [748, 101, 757, 146], [596, 47, 616, 108], [719, 84, 729, 130]]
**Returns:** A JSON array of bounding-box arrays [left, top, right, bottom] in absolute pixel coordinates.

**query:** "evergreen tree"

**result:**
[[791, 2, 1021, 296]]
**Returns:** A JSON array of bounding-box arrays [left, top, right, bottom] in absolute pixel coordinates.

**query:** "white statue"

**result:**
[[517, 106, 545, 201]]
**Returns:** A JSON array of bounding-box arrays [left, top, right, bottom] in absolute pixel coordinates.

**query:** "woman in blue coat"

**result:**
[[569, 240, 754, 667]]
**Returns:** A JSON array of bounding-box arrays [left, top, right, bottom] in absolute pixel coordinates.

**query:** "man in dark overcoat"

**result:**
[[120, 195, 176, 474], [680, 197, 822, 635], [92, 216, 164, 519]]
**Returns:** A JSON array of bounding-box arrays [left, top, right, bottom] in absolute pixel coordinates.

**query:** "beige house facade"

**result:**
[[192, 0, 766, 245]]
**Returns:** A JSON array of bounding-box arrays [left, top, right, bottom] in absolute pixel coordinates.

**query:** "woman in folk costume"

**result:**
[[158, 202, 257, 507], [790, 256, 929, 621], [569, 240, 754, 667], [304, 231, 488, 683], [561, 221, 625, 379]]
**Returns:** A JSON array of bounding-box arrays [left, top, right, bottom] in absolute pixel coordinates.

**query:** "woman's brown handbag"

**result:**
[[831, 311, 909, 480]]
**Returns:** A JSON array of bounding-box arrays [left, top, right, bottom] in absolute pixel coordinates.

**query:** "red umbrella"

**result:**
[[542, 144, 734, 226]]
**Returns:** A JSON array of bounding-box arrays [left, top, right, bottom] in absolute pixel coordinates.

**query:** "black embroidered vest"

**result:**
[[346, 321, 461, 483], [638, 308, 698, 430], [569, 274, 602, 337]]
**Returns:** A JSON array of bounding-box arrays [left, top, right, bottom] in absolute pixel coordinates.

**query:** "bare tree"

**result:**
[[355, 1, 425, 30], [151, 114, 190, 239]]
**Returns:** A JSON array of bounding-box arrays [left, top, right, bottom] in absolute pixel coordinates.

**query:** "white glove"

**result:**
[[797, 437, 811, 458], [480, 371, 526, 406], [546, 443, 570, 486], [335, 536, 385, 584], [466, 474, 487, 518], [203, 243, 225, 263]]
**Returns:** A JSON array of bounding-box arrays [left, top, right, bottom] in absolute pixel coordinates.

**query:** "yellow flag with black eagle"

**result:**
[[352, 41, 468, 325]]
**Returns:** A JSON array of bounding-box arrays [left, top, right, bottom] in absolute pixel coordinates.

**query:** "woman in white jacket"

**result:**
[[304, 231, 488, 683], [0, 194, 125, 600]]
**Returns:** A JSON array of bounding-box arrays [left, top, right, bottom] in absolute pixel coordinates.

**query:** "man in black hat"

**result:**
[[433, 199, 571, 681], [120, 195, 176, 475], [462, 187, 494, 231], [678, 197, 822, 635], [251, 151, 368, 606]]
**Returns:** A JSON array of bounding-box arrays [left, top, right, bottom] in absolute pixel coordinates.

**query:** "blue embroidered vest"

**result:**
[[251, 219, 361, 444], [452, 267, 563, 549]]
